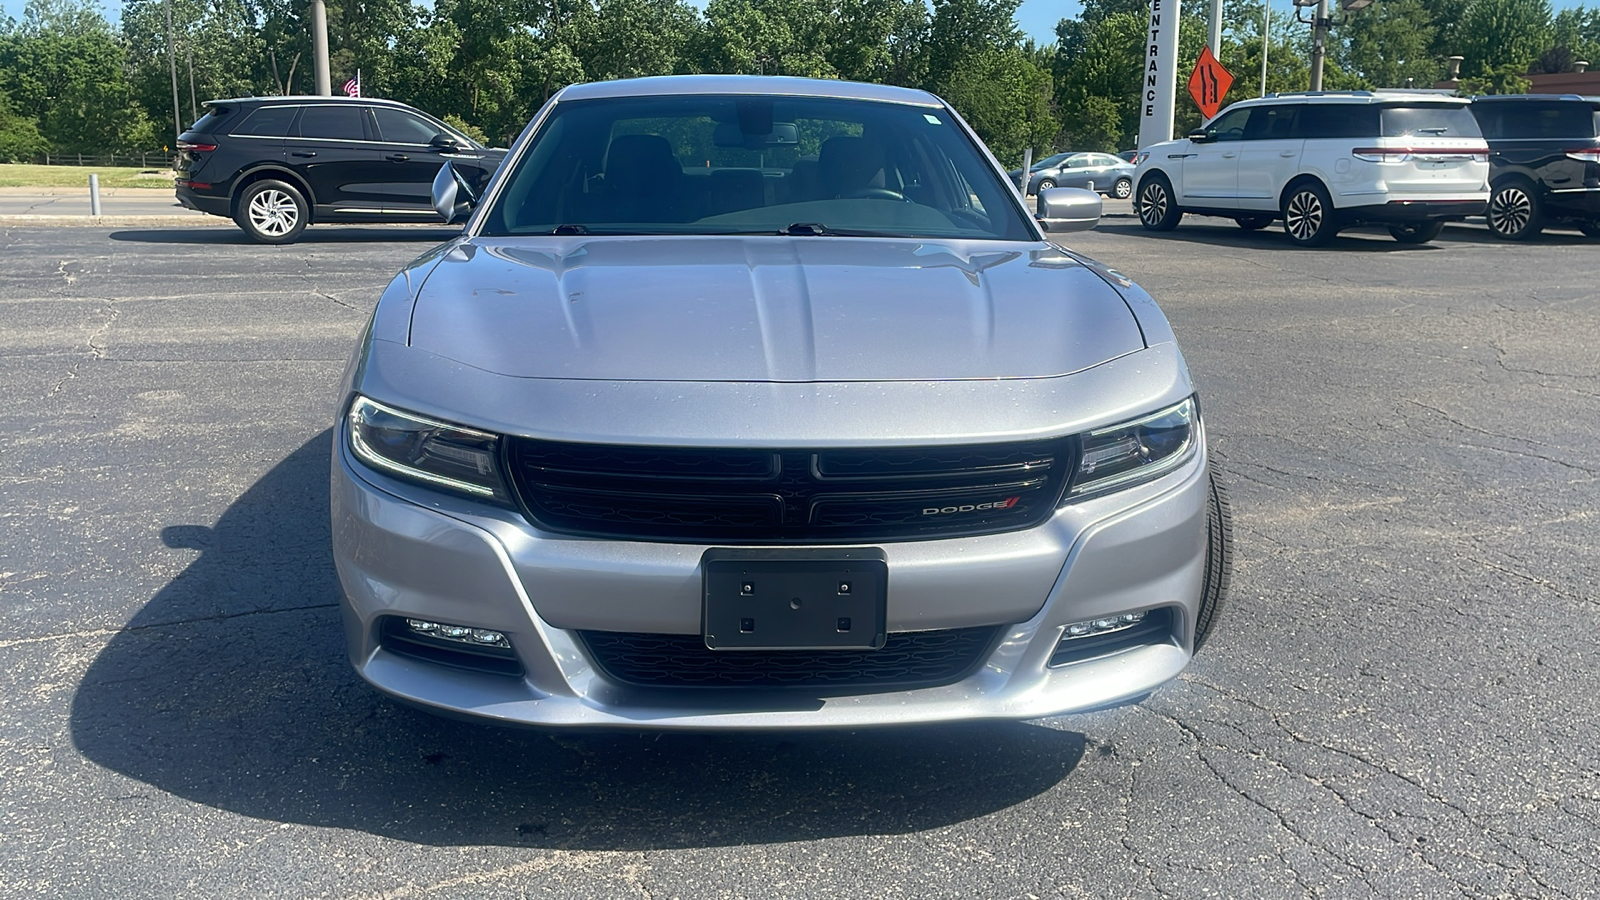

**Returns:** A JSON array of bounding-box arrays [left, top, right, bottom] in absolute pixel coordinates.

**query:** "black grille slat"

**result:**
[[506, 438, 1077, 543], [580, 627, 999, 689]]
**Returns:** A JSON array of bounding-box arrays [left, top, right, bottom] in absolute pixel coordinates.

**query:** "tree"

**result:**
[[1455, 0, 1553, 79]]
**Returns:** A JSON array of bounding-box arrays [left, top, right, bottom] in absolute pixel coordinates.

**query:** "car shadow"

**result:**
[[70, 431, 1085, 850], [107, 227, 462, 245], [1092, 219, 1438, 251]]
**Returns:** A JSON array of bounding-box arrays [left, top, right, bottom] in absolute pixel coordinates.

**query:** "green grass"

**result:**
[[0, 164, 176, 189]]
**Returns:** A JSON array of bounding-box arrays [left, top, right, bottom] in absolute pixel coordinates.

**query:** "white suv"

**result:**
[[1134, 91, 1490, 246]]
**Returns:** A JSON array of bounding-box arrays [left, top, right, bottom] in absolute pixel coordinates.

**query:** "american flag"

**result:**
[[342, 71, 360, 98]]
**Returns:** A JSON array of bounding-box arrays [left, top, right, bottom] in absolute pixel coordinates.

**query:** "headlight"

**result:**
[[1068, 397, 1197, 498], [346, 395, 509, 501]]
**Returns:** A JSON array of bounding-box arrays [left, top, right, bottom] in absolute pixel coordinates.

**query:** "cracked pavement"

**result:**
[[0, 220, 1596, 898]]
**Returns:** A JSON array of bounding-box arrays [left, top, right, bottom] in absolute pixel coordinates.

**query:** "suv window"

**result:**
[[297, 106, 367, 141], [189, 107, 231, 134], [231, 106, 297, 137], [1202, 107, 1251, 142], [373, 107, 445, 144], [1475, 103, 1596, 140], [1296, 104, 1379, 139], [1380, 105, 1480, 138], [1244, 104, 1300, 140]]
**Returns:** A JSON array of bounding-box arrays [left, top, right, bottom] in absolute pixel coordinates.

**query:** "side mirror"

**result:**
[[429, 132, 462, 152], [1186, 128, 1210, 143], [1036, 187, 1102, 233], [431, 162, 478, 224]]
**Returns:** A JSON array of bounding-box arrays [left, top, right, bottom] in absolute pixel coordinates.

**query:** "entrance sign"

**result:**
[[1188, 46, 1233, 121], [1138, 0, 1182, 148]]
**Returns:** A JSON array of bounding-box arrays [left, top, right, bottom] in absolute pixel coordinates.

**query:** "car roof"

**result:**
[[203, 96, 424, 110], [554, 75, 945, 108], [1471, 93, 1600, 106], [1239, 90, 1471, 107]]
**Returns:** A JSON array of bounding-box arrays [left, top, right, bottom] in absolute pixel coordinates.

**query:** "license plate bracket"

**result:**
[[702, 548, 888, 651]]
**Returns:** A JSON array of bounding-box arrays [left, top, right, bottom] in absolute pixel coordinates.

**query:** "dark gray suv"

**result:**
[[175, 96, 505, 243]]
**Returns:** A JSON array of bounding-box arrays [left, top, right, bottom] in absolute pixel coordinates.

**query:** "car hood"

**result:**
[[406, 236, 1144, 383]]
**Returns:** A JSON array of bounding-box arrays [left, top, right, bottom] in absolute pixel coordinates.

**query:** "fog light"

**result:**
[[407, 619, 439, 633], [1062, 610, 1146, 640], [471, 629, 506, 645]]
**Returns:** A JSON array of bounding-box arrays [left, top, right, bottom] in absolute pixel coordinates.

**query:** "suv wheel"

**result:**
[[1281, 181, 1336, 247], [236, 179, 309, 244], [1486, 180, 1543, 241], [1193, 463, 1234, 651], [1234, 214, 1273, 231], [1388, 221, 1444, 244], [1113, 177, 1133, 199], [1137, 175, 1182, 231]]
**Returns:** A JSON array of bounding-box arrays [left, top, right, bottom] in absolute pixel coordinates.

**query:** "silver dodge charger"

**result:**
[[331, 75, 1231, 729]]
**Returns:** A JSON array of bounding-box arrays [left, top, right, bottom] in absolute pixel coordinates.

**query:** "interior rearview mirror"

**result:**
[[1036, 187, 1102, 234]]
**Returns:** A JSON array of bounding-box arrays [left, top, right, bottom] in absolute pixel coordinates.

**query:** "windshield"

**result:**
[[480, 94, 1035, 240], [1032, 152, 1071, 169]]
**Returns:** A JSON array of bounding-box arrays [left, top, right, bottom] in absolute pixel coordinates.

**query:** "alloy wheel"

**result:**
[[248, 189, 300, 237], [1139, 182, 1168, 227], [1114, 178, 1132, 199], [1284, 190, 1324, 242], [1487, 186, 1532, 237]]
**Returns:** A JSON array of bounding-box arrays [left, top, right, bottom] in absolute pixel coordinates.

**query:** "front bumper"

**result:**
[[331, 428, 1211, 730]]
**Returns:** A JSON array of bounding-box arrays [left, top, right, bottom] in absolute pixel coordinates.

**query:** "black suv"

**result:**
[[175, 97, 505, 243], [1470, 95, 1600, 240]]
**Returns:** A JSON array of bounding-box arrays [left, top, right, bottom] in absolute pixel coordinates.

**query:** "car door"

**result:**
[[291, 104, 383, 218], [1052, 153, 1097, 189], [1237, 103, 1304, 210], [1179, 106, 1253, 205], [369, 105, 498, 218]]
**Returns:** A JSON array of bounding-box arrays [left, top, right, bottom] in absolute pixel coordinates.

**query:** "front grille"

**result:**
[[580, 626, 1000, 689], [506, 438, 1077, 542]]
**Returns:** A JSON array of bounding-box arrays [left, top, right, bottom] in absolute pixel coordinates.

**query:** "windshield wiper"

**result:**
[[779, 223, 917, 238]]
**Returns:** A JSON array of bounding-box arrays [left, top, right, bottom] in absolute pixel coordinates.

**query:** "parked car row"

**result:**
[[1128, 90, 1600, 247]]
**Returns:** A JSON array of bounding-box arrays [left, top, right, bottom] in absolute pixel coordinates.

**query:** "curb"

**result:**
[[0, 215, 226, 227]]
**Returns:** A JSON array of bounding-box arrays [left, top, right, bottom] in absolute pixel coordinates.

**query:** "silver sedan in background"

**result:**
[[332, 75, 1231, 731], [1026, 152, 1137, 198]]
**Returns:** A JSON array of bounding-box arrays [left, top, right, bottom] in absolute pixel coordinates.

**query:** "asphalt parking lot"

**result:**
[[2, 217, 1596, 898]]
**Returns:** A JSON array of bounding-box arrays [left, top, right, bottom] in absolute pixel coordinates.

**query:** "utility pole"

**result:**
[[1308, 0, 1330, 91], [312, 0, 331, 96], [1208, 0, 1222, 56], [1260, 0, 1270, 95], [165, 0, 181, 141]]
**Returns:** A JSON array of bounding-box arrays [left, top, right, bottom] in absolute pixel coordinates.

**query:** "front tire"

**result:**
[[1137, 175, 1182, 231], [1388, 221, 1445, 244], [1194, 465, 1234, 651], [1486, 180, 1543, 241], [1113, 177, 1133, 199], [1281, 181, 1336, 247], [1036, 178, 1056, 192], [235, 179, 309, 244]]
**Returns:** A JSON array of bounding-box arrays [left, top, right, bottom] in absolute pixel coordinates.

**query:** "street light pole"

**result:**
[[1260, 0, 1271, 95], [1309, 0, 1330, 91], [1208, 0, 1223, 56], [312, 0, 331, 96]]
